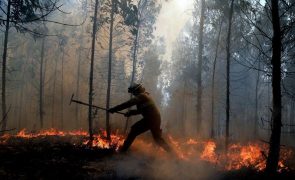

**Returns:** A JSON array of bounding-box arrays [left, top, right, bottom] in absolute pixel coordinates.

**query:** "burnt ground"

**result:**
[[0, 137, 295, 180]]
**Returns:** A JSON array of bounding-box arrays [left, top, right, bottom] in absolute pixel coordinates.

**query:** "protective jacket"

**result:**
[[111, 92, 161, 125], [110, 92, 171, 152]]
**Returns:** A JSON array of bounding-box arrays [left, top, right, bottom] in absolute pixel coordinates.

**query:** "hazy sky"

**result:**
[[154, 0, 194, 61]]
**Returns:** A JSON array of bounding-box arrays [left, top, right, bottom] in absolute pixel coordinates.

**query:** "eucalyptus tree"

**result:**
[[195, 0, 205, 136], [105, 0, 116, 140], [58, 35, 68, 130], [225, 0, 234, 150], [210, 19, 223, 139], [88, 0, 100, 142], [36, 25, 49, 129], [75, 0, 88, 129]]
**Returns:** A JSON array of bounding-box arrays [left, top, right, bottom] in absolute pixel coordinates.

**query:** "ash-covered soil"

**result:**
[[0, 136, 114, 179], [0, 137, 295, 180]]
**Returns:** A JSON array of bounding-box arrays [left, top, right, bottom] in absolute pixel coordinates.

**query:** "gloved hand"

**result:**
[[124, 111, 132, 117], [108, 108, 116, 114]]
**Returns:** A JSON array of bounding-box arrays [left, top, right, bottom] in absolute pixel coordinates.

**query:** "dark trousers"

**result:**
[[121, 119, 171, 152]]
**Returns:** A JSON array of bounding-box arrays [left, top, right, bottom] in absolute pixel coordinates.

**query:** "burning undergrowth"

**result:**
[[130, 135, 293, 173], [0, 129, 294, 179], [169, 136, 293, 172], [0, 128, 124, 149]]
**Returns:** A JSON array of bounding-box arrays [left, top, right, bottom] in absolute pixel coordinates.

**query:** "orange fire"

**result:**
[[1, 128, 124, 150], [83, 130, 124, 150], [0, 129, 293, 172], [201, 140, 218, 164], [167, 137, 293, 172], [14, 128, 89, 138]]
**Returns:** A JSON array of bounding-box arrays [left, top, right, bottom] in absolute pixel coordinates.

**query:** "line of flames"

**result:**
[[0, 129, 293, 172], [168, 136, 293, 172]]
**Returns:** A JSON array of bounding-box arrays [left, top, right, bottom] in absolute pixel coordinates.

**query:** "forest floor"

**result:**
[[0, 136, 295, 180]]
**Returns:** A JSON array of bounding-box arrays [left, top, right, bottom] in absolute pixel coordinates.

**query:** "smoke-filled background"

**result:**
[[1, 0, 295, 179], [1, 0, 295, 147]]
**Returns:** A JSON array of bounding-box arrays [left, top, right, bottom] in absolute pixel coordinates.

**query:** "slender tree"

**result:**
[[130, 0, 145, 84], [51, 54, 58, 127], [196, 0, 205, 135], [225, 0, 234, 150], [39, 37, 45, 128], [1, 0, 11, 133], [211, 20, 223, 139], [74, 0, 88, 129], [106, 0, 115, 140], [254, 57, 260, 137], [75, 39, 82, 129], [88, 0, 100, 142], [60, 48, 65, 129], [266, 0, 282, 174]]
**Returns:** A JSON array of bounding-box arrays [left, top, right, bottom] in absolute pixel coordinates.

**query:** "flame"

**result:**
[[167, 136, 293, 172], [0, 129, 293, 172], [15, 128, 85, 138], [200, 141, 218, 164], [1, 128, 124, 150], [83, 130, 124, 150]]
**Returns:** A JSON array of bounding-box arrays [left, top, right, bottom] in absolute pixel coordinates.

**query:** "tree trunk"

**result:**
[[266, 0, 282, 174], [61, 50, 65, 129], [130, 24, 140, 84], [265, 82, 271, 136], [18, 84, 24, 129], [211, 20, 222, 139], [51, 57, 58, 127], [106, 0, 115, 140], [1, 0, 11, 133], [181, 79, 186, 135], [225, 0, 234, 150], [254, 58, 260, 137], [196, 0, 205, 136], [39, 37, 45, 128], [88, 0, 99, 142], [75, 46, 82, 129], [18, 60, 27, 130], [290, 102, 294, 133]]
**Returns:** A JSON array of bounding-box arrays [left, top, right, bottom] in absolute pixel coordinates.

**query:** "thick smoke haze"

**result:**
[[155, 0, 194, 61]]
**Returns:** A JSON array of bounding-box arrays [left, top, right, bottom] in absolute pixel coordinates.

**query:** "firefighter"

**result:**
[[108, 83, 171, 152]]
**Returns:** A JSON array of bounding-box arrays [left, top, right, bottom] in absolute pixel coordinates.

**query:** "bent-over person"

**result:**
[[108, 83, 171, 152]]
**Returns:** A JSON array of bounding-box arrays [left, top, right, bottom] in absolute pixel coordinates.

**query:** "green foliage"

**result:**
[[0, 0, 59, 30], [117, 0, 138, 34], [98, 0, 138, 35]]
